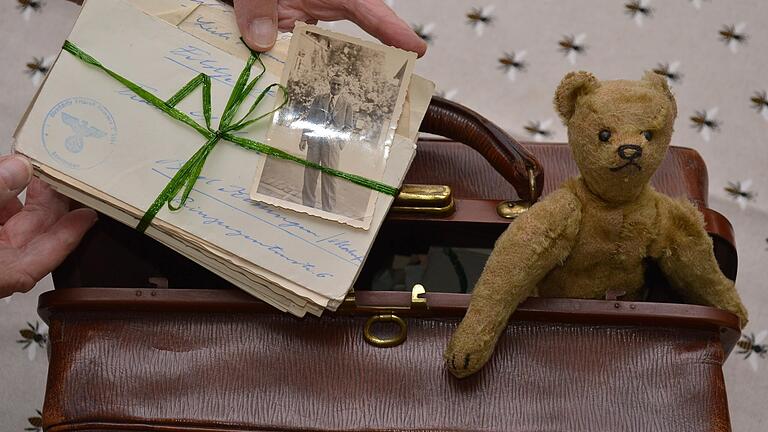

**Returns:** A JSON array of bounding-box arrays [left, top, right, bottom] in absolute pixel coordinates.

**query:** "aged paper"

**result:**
[[13, 0, 432, 316]]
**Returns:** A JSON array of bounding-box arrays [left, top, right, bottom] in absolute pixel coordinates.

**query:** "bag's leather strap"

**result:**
[[419, 96, 544, 202]]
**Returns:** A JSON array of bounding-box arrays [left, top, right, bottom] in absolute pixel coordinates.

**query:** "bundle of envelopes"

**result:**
[[13, 0, 434, 316]]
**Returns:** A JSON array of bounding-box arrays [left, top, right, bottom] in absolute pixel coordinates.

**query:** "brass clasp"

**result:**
[[363, 314, 407, 347], [411, 283, 427, 312], [391, 184, 455, 216], [361, 285, 428, 348]]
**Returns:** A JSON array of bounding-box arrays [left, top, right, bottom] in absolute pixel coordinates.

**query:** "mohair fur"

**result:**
[[444, 71, 749, 379]]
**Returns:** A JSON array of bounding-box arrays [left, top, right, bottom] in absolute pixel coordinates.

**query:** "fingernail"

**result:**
[[0, 156, 33, 191], [249, 17, 277, 49]]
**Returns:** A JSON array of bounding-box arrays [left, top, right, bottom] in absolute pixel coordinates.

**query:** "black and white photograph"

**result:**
[[250, 23, 415, 229]]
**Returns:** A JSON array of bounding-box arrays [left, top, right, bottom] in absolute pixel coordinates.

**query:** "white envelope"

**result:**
[[13, 0, 433, 316]]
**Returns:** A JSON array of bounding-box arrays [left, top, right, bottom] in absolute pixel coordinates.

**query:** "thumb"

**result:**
[[234, 0, 278, 52], [0, 155, 32, 209]]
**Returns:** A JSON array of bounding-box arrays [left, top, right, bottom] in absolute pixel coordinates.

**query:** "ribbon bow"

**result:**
[[62, 40, 399, 233]]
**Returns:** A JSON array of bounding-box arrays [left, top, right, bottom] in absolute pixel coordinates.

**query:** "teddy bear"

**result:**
[[444, 70, 749, 379]]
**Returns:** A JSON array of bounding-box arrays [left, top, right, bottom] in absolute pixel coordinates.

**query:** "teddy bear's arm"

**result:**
[[655, 198, 748, 327], [444, 188, 582, 378]]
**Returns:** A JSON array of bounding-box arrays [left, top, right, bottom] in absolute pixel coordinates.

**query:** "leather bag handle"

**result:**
[[419, 96, 544, 202]]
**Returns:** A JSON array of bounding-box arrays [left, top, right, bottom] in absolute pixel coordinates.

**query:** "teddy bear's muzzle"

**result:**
[[610, 144, 643, 171]]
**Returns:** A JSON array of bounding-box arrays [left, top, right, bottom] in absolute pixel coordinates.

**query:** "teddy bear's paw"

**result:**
[[443, 344, 493, 379]]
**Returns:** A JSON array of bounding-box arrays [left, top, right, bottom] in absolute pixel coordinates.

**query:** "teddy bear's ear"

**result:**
[[642, 71, 675, 104], [554, 71, 600, 123]]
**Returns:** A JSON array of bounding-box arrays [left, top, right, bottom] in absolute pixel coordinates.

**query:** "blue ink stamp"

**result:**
[[41, 97, 117, 170]]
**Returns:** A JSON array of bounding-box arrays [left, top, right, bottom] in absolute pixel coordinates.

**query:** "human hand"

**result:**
[[0, 155, 97, 299], [233, 0, 427, 56], [299, 137, 307, 151]]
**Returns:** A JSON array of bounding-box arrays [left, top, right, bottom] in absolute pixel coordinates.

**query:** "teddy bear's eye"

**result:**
[[643, 131, 653, 141], [598, 130, 611, 142]]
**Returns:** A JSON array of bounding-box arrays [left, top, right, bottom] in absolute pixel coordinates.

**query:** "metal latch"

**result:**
[[391, 184, 455, 216], [358, 284, 428, 348]]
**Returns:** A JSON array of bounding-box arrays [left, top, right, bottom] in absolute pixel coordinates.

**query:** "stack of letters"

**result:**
[[13, 0, 433, 316]]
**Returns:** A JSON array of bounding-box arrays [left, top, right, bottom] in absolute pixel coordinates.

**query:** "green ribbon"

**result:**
[[61, 40, 399, 233]]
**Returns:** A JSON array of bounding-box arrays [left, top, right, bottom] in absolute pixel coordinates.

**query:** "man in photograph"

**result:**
[[300, 74, 355, 212]]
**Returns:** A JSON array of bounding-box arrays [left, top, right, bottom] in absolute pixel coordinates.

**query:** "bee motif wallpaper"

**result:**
[[1, 0, 767, 430]]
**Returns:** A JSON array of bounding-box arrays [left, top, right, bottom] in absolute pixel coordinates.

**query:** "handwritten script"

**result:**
[[154, 160, 365, 267]]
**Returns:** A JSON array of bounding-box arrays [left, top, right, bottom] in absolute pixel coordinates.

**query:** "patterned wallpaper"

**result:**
[[1, 0, 766, 430]]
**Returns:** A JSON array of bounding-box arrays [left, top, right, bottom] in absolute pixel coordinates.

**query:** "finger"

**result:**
[[348, 0, 427, 57], [0, 155, 33, 211], [17, 208, 97, 285], [25, 178, 71, 218], [235, 0, 278, 51], [0, 197, 23, 225], [0, 179, 70, 248]]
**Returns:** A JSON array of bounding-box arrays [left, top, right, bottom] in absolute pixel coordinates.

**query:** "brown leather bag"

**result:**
[[40, 97, 740, 432]]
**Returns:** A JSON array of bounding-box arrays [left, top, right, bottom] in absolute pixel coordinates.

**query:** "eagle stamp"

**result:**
[[42, 97, 118, 170]]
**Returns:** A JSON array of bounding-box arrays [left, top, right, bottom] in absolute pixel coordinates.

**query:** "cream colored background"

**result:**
[[1, 0, 766, 430]]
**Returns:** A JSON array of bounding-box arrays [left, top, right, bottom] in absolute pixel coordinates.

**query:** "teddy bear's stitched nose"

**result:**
[[617, 144, 643, 161]]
